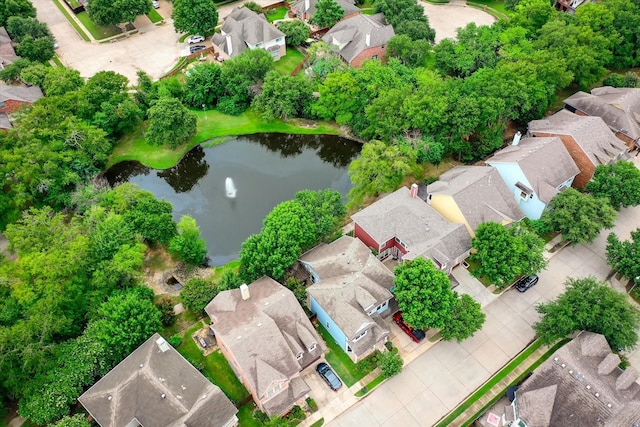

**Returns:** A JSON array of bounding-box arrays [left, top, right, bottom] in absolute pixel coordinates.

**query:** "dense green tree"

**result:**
[[585, 161, 640, 210], [169, 215, 207, 265], [509, 0, 555, 34], [172, 0, 219, 36], [278, 19, 311, 46], [15, 35, 54, 62], [441, 294, 485, 342], [243, 1, 263, 13], [6, 16, 51, 42], [606, 229, 640, 285], [181, 277, 219, 313], [471, 222, 547, 286], [542, 188, 617, 244], [599, 0, 640, 69], [87, 0, 152, 26], [386, 35, 432, 67], [434, 23, 500, 77], [146, 97, 197, 148], [393, 257, 456, 330], [293, 189, 345, 241], [395, 19, 435, 43], [0, 0, 36, 27], [377, 350, 403, 378], [0, 57, 32, 82], [42, 66, 85, 96], [533, 277, 640, 350], [134, 70, 158, 110], [252, 71, 313, 121], [374, 0, 434, 42], [19, 62, 48, 86], [602, 72, 639, 88], [304, 41, 345, 80], [310, 0, 344, 28], [184, 62, 224, 107], [348, 140, 418, 206], [218, 48, 274, 114], [51, 415, 92, 427]]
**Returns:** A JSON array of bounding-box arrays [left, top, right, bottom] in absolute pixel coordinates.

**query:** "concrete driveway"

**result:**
[[419, 0, 497, 43], [322, 156, 640, 427]]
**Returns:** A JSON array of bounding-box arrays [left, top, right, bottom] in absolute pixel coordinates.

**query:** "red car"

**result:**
[[393, 312, 426, 343]]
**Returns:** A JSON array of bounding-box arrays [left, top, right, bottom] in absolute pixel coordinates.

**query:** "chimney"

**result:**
[[512, 131, 522, 146], [410, 183, 418, 198], [365, 32, 371, 47], [305, 0, 309, 12], [240, 283, 250, 300], [616, 368, 639, 390], [226, 34, 233, 56]]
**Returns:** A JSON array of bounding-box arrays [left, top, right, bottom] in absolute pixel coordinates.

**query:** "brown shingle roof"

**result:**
[[78, 334, 237, 427]]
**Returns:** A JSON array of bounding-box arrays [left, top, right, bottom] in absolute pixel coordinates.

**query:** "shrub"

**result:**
[[376, 350, 403, 378], [155, 296, 176, 326], [168, 334, 182, 347]]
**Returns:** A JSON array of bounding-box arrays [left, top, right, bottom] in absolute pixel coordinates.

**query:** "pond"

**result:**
[[105, 133, 361, 266]]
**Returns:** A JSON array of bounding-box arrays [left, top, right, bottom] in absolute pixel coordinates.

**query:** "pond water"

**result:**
[[105, 133, 361, 266]]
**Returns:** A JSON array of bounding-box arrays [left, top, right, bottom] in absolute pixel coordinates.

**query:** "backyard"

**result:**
[[274, 47, 307, 75]]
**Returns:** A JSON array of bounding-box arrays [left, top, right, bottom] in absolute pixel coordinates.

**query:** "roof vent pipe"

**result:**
[[365, 32, 371, 47], [512, 131, 522, 146], [410, 183, 418, 198], [240, 283, 250, 300]]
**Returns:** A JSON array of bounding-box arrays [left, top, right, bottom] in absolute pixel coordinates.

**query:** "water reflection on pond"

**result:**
[[105, 133, 361, 266]]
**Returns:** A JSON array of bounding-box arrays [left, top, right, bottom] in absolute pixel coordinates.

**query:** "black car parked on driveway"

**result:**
[[316, 362, 342, 391], [514, 274, 539, 292]]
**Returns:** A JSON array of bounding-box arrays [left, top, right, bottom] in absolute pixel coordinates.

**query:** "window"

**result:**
[[256, 42, 263, 48], [276, 37, 283, 43], [380, 241, 386, 250], [296, 352, 304, 360], [267, 383, 282, 397], [353, 330, 367, 342], [308, 343, 317, 352], [326, 321, 330, 328], [372, 55, 378, 60]]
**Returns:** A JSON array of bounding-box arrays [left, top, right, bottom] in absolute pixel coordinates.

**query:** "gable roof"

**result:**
[[426, 166, 524, 231], [205, 277, 323, 414], [351, 187, 471, 269], [322, 13, 394, 64], [300, 236, 393, 355], [0, 83, 43, 104], [515, 332, 640, 427], [527, 110, 628, 167], [78, 333, 237, 427], [212, 7, 285, 57], [291, 0, 360, 17], [564, 87, 640, 142], [0, 27, 18, 65], [486, 137, 580, 204]]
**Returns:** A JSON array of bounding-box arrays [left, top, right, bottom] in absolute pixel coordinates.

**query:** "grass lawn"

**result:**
[[309, 419, 324, 427], [316, 324, 377, 387], [76, 12, 122, 39], [467, 0, 511, 16], [237, 402, 263, 427], [465, 258, 493, 288], [147, 8, 163, 23], [177, 322, 250, 403], [354, 373, 384, 397], [361, 8, 376, 14], [161, 308, 202, 338], [266, 7, 289, 22], [358, 0, 375, 8], [51, 0, 90, 41], [274, 48, 306, 75], [108, 108, 341, 169]]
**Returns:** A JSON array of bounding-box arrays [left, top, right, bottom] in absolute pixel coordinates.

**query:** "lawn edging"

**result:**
[[51, 0, 91, 41], [354, 373, 385, 397], [466, 1, 510, 20]]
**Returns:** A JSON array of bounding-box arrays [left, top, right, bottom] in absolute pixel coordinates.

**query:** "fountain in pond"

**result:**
[[225, 177, 237, 198]]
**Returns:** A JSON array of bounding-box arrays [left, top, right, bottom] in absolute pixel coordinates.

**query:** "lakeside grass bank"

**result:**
[[108, 108, 345, 169]]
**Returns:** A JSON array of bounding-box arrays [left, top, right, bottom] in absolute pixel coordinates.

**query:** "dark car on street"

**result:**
[[316, 362, 342, 391], [393, 311, 426, 343], [514, 274, 539, 292], [190, 45, 206, 54]]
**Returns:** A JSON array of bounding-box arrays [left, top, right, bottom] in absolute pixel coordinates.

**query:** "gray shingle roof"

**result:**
[[528, 110, 628, 167], [515, 332, 640, 427], [0, 83, 43, 103], [351, 187, 471, 269], [0, 27, 17, 65], [205, 277, 323, 414], [426, 166, 524, 232], [322, 13, 394, 64], [213, 7, 285, 57], [486, 137, 580, 204], [565, 87, 640, 142], [78, 334, 237, 427], [300, 236, 393, 356], [291, 0, 360, 17]]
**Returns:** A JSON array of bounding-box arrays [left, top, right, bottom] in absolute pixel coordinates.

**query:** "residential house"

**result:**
[[552, 0, 591, 13], [205, 277, 325, 416], [299, 235, 394, 362], [425, 165, 525, 237], [322, 13, 394, 68], [0, 27, 18, 69], [351, 186, 471, 274], [211, 7, 286, 60], [290, 0, 360, 22], [564, 86, 640, 150], [0, 83, 44, 131], [485, 134, 580, 220], [78, 333, 238, 427], [528, 109, 628, 188], [501, 332, 640, 426]]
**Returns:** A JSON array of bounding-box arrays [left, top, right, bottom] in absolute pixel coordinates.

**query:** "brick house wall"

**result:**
[[533, 132, 595, 188], [0, 99, 30, 115], [566, 105, 638, 150], [349, 45, 387, 68]]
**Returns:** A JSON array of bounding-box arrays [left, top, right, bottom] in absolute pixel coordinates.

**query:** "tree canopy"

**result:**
[[470, 222, 547, 286], [606, 228, 640, 284], [146, 97, 197, 148], [172, 0, 219, 37], [278, 19, 310, 46], [541, 188, 617, 244], [533, 277, 640, 350], [169, 215, 208, 265], [441, 294, 486, 342], [252, 71, 313, 121], [585, 161, 640, 210], [310, 0, 344, 28], [87, 0, 152, 26]]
